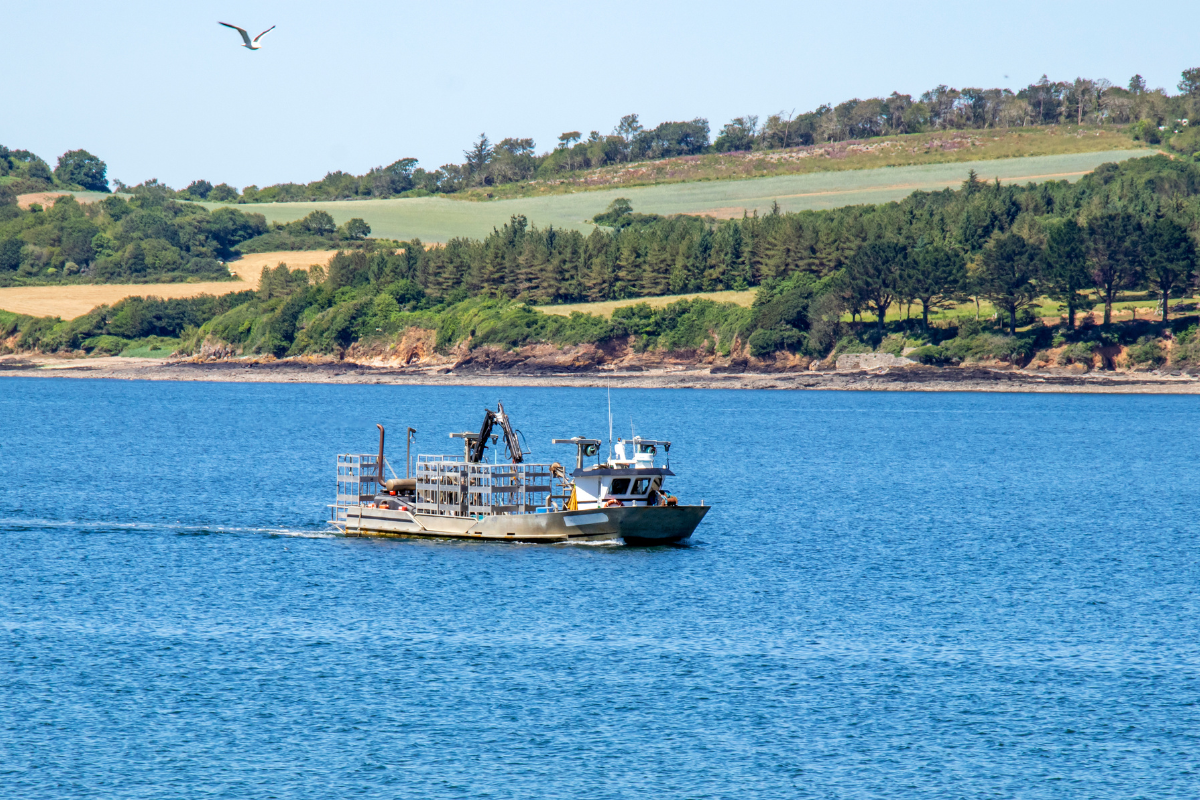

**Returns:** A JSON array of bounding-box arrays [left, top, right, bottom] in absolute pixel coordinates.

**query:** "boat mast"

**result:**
[[406, 427, 416, 478], [376, 424, 386, 488], [607, 385, 613, 462]]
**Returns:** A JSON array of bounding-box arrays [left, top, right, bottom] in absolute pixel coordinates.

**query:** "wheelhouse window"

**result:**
[[632, 478, 652, 495], [609, 478, 631, 495]]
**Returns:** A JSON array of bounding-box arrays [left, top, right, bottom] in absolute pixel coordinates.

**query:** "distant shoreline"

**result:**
[[4, 355, 1200, 394]]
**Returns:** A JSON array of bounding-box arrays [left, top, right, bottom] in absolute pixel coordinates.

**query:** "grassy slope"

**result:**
[[863, 294, 1193, 325], [203, 149, 1151, 242], [464, 126, 1147, 200], [538, 290, 1184, 326], [535, 290, 757, 318]]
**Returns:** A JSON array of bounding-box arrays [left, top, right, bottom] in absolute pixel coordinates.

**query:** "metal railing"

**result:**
[[333, 453, 381, 524], [415, 456, 556, 518]]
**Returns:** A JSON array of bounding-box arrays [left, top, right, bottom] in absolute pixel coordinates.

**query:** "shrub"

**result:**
[[1170, 326, 1200, 365], [119, 337, 181, 358], [940, 332, 1033, 364], [831, 335, 872, 358], [81, 335, 129, 355], [804, 292, 845, 357], [1131, 119, 1162, 144], [1170, 125, 1200, 158], [985, 335, 1034, 364], [15, 316, 59, 350], [1126, 336, 1165, 367], [878, 333, 906, 356], [908, 345, 951, 365], [1056, 342, 1097, 366], [954, 318, 987, 338], [748, 328, 804, 358]]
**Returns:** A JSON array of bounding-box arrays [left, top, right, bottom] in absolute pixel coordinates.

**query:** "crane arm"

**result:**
[[468, 402, 525, 463], [496, 402, 524, 464], [469, 410, 497, 463]]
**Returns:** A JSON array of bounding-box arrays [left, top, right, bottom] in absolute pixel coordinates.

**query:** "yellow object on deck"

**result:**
[[566, 485, 578, 511]]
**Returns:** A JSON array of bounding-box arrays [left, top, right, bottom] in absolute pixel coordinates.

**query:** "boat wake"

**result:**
[[269, 529, 339, 540], [0, 517, 337, 540]]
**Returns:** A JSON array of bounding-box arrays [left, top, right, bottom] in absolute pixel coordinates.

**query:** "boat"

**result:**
[[330, 401, 708, 545]]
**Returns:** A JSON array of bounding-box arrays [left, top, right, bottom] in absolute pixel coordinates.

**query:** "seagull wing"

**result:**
[[253, 25, 276, 43], [218, 22, 253, 47]]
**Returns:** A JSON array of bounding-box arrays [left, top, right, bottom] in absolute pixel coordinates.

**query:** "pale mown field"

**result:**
[[536, 290, 756, 318], [0, 251, 336, 319], [203, 150, 1151, 242], [469, 126, 1149, 200]]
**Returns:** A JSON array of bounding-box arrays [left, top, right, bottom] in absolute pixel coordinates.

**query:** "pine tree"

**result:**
[[669, 250, 690, 294], [581, 229, 614, 300], [421, 246, 447, 296], [472, 238, 508, 295], [613, 231, 642, 297], [258, 266, 275, 300], [763, 220, 802, 281], [584, 252, 613, 300], [738, 214, 763, 287], [692, 228, 713, 291], [703, 221, 742, 290], [553, 231, 585, 301], [434, 238, 474, 297], [642, 236, 671, 295], [1042, 219, 1088, 328], [515, 235, 541, 298]]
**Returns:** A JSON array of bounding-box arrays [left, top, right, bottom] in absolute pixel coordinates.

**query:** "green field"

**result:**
[[202, 150, 1150, 242], [539, 288, 1188, 327], [535, 290, 757, 318], [849, 293, 1193, 326], [465, 125, 1147, 200]]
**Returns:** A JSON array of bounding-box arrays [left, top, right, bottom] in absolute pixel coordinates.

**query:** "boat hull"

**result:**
[[342, 504, 708, 545]]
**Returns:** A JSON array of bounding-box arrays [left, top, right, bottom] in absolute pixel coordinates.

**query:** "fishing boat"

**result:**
[[330, 402, 708, 545]]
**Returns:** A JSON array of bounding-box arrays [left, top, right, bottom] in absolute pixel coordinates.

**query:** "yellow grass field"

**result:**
[[16, 191, 114, 210], [17, 192, 76, 210], [536, 290, 756, 318], [0, 251, 337, 319]]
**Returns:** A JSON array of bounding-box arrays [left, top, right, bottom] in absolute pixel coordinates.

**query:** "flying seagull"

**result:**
[[218, 22, 276, 50]]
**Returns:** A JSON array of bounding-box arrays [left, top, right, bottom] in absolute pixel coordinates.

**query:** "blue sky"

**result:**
[[7, 0, 1198, 189]]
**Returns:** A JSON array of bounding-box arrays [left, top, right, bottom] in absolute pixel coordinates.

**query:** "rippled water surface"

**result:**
[[2, 378, 1199, 798]]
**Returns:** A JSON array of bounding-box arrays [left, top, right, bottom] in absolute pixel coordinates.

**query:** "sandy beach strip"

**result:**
[[3, 355, 1200, 393]]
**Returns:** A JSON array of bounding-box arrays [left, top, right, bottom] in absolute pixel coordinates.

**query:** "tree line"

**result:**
[[8, 67, 1200, 207], [714, 72, 1200, 153], [841, 210, 1195, 335], [0, 146, 109, 196], [0, 178, 379, 286], [347, 157, 1199, 331], [9, 150, 1200, 343], [193, 151, 1200, 363], [9, 156, 1200, 365], [57, 67, 1200, 205], [0, 189, 265, 285]]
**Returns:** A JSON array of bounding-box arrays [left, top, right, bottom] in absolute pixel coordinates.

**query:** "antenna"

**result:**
[[406, 427, 416, 478], [607, 385, 613, 462]]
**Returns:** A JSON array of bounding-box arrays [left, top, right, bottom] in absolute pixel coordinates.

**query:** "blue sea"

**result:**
[[2, 378, 1198, 799]]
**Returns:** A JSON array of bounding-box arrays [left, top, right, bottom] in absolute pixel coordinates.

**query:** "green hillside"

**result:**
[[465, 126, 1148, 200], [203, 150, 1149, 242], [9, 156, 1200, 374]]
